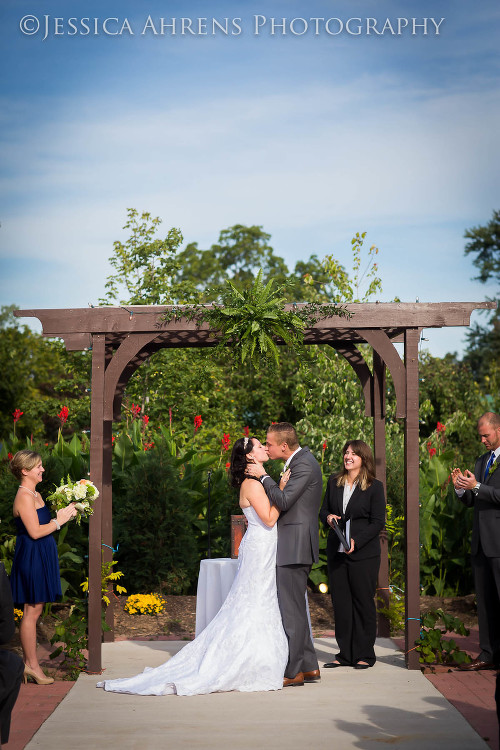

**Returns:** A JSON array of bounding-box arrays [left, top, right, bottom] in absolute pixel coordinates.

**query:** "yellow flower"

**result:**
[[124, 593, 166, 616]]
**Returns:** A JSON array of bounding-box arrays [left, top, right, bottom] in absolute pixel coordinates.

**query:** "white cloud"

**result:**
[[1, 71, 498, 355]]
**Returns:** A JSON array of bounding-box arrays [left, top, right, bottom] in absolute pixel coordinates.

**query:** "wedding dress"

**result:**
[[97, 506, 288, 695]]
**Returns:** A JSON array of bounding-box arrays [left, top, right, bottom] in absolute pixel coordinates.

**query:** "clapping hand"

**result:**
[[452, 467, 478, 490]]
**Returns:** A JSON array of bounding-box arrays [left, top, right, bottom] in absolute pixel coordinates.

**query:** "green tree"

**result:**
[[462, 210, 500, 383], [0, 306, 91, 442], [174, 224, 289, 297], [99, 209, 188, 305]]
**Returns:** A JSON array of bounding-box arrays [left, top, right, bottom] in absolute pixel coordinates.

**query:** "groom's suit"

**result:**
[[459, 450, 500, 664], [261, 447, 322, 678]]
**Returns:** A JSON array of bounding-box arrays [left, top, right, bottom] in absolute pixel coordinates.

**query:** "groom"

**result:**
[[247, 422, 323, 686]]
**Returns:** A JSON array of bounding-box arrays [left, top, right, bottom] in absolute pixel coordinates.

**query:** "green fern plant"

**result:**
[[205, 269, 306, 370]]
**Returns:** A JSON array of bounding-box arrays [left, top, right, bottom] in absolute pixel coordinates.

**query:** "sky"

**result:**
[[1, 0, 499, 357]]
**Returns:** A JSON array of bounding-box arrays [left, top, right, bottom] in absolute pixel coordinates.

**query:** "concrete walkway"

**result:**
[[25, 637, 489, 750]]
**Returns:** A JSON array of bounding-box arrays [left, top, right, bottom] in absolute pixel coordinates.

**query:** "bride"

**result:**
[[97, 436, 289, 695]]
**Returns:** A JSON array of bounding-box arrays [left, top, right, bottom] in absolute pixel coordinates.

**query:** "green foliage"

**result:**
[[304, 231, 384, 303], [113, 437, 231, 592], [415, 608, 471, 665], [0, 308, 91, 442], [50, 599, 89, 678], [81, 560, 127, 605], [464, 209, 500, 285], [55, 525, 85, 599], [377, 587, 405, 635], [174, 224, 289, 297], [0, 535, 15, 575], [462, 210, 500, 384], [419, 434, 473, 596], [385, 505, 404, 589], [99, 209, 186, 305], [204, 270, 307, 370]]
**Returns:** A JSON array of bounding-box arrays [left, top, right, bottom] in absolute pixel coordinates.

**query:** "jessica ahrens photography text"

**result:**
[[19, 15, 446, 40]]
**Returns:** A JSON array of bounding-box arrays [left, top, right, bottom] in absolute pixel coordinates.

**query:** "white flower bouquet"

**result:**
[[47, 477, 99, 525]]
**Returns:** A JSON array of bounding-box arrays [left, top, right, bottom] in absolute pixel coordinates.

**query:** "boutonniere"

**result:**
[[488, 461, 498, 478], [280, 467, 291, 477]]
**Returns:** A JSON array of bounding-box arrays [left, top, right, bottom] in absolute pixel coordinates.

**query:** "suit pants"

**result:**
[[329, 553, 380, 666], [276, 564, 318, 679], [0, 649, 24, 745], [472, 547, 500, 664]]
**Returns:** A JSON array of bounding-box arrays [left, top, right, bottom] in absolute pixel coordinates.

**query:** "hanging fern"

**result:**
[[160, 270, 351, 371]]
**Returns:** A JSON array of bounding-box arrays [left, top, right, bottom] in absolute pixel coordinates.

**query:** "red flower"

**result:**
[[142, 415, 149, 426], [428, 447, 437, 457], [112, 436, 116, 445], [322, 441, 327, 452], [169, 408, 172, 426], [144, 442, 154, 451], [243, 426, 250, 437], [58, 406, 69, 424], [194, 415, 203, 432], [13, 409, 23, 423], [225, 462, 231, 472], [7, 453, 13, 460], [131, 403, 141, 418], [222, 433, 231, 451], [437, 422, 446, 432]]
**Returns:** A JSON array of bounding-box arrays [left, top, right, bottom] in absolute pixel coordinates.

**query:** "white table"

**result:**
[[195, 556, 313, 638], [195, 558, 239, 636]]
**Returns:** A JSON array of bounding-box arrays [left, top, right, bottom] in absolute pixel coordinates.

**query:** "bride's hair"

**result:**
[[230, 437, 255, 488]]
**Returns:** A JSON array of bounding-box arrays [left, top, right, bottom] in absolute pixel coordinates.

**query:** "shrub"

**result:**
[[114, 440, 201, 592]]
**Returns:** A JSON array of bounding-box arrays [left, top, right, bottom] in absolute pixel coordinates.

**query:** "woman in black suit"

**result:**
[[319, 440, 385, 669]]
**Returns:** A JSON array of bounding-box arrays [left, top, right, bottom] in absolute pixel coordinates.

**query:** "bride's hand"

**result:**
[[279, 468, 291, 490]]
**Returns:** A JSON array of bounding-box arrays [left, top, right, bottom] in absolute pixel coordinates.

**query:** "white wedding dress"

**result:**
[[97, 506, 288, 695]]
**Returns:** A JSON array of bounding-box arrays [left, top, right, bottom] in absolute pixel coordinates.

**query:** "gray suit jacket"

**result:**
[[262, 447, 322, 566], [460, 452, 500, 557]]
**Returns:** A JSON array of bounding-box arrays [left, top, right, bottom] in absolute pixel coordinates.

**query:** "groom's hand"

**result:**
[[245, 464, 266, 479]]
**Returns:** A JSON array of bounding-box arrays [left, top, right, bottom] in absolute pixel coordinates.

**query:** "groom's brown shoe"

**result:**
[[303, 669, 321, 682], [283, 672, 304, 687]]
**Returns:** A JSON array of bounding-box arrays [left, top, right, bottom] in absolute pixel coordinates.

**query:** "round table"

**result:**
[[195, 558, 239, 636]]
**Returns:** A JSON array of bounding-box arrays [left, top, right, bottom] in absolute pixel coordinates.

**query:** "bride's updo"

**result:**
[[230, 437, 255, 488]]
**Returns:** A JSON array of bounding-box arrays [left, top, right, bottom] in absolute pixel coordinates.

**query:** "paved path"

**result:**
[[17, 637, 491, 750]]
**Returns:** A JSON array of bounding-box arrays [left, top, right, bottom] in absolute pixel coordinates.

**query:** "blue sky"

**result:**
[[1, 0, 499, 356]]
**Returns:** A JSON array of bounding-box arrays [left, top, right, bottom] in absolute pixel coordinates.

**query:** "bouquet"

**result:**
[[47, 477, 99, 525]]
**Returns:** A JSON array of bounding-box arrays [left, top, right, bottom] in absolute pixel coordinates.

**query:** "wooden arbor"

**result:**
[[15, 301, 494, 671]]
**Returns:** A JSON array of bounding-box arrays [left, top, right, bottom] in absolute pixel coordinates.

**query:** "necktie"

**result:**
[[484, 452, 496, 481]]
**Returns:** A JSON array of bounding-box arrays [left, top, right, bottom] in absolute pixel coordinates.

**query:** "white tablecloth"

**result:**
[[195, 558, 239, 636], [195, 557, 313, 639]]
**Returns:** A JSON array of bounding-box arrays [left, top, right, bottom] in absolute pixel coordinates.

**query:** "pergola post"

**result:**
[[404, 328, 420, 669], [102, 420, 114, 641], [88, 334, 106, 672], [372, 351, 390, 637]]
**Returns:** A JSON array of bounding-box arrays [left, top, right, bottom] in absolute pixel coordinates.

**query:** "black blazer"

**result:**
[[319, 476, 386, 561], [460, 452, 500, 557]]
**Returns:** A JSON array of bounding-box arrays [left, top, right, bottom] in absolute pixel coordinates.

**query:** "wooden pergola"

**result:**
[[15, 301, 494, 671]]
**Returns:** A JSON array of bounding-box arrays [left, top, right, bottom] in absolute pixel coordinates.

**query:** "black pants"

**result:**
[[472, 549, 500, 664], [329, 553, 380, 666], [276, 564, 318, 678], [0, 649, 24, 745]]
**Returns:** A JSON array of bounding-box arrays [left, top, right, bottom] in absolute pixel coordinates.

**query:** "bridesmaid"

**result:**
[[319, 440, 386, 669], [9, 450, 76, 685]]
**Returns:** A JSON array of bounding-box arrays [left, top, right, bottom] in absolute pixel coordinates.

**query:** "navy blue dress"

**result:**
[[10, 505, 62, 605]]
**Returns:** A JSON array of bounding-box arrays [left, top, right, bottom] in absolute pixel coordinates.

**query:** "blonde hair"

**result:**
[[336, 440, 376, 491], [9, 450, 42, 481]]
